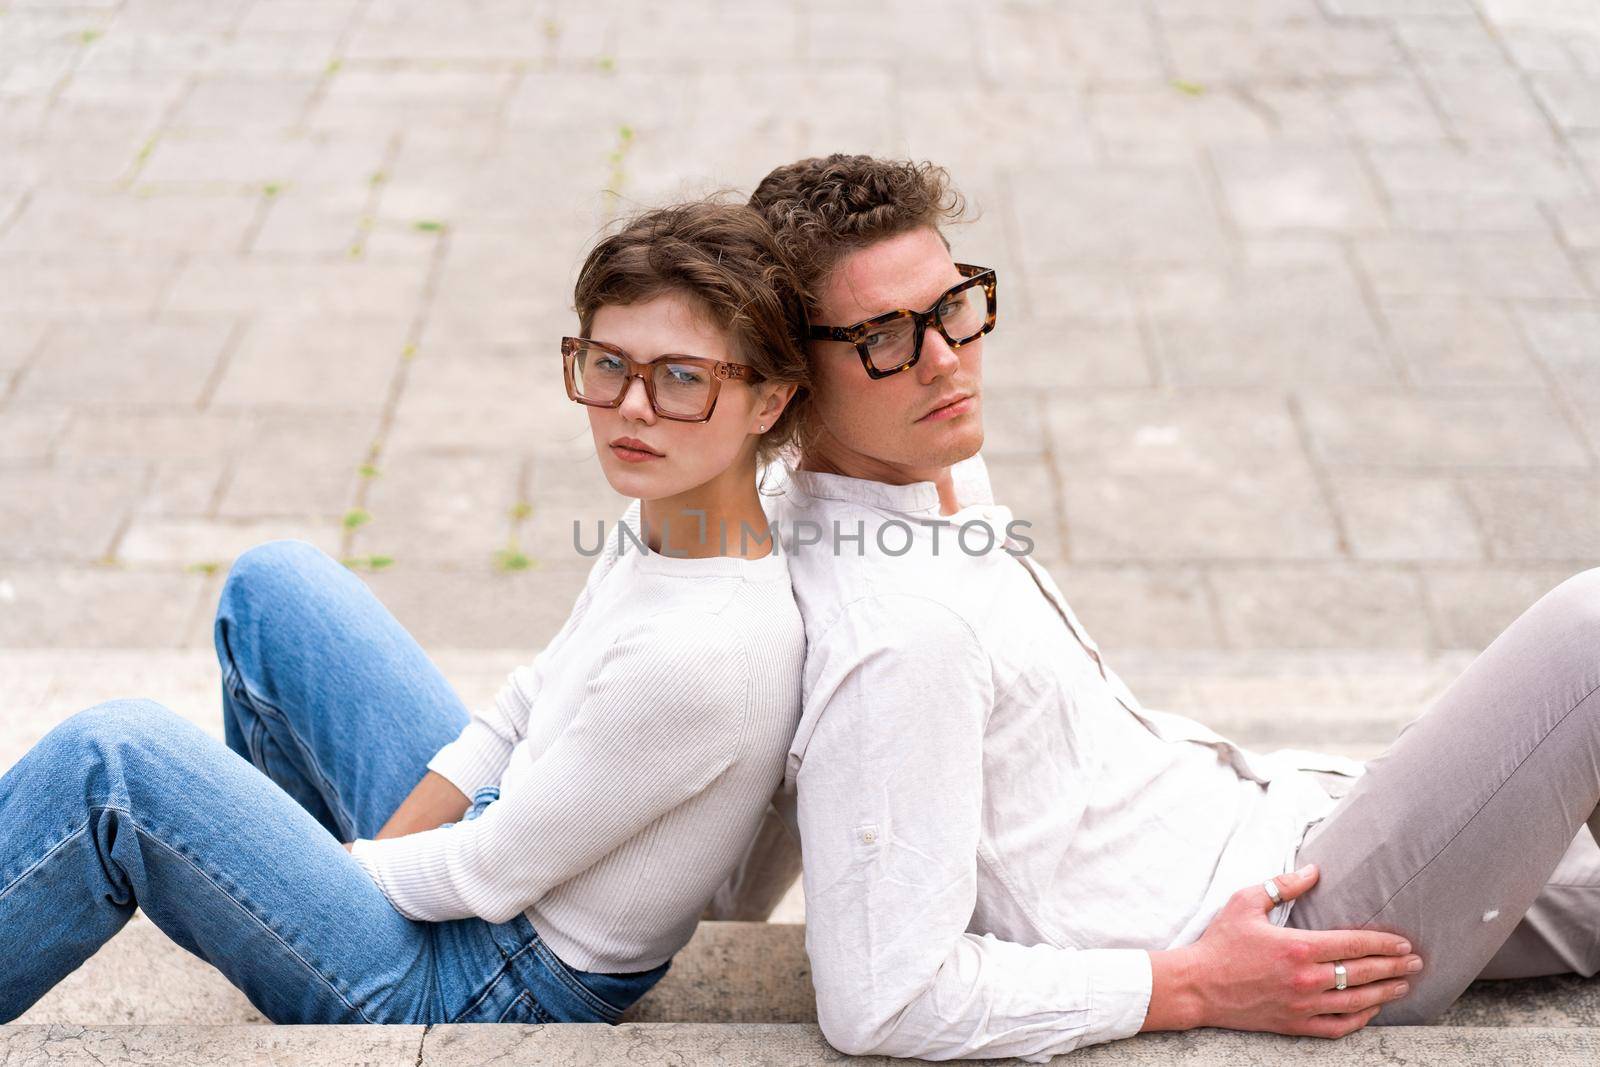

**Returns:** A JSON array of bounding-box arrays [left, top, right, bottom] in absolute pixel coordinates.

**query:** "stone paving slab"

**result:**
[[0, 642, 1486, 957], [3, 1023, 1599, 1065], [2, 3, 1599, 1059], [18, 915, 1600, 1032], [0, 646, 1484, 775], [3, 0, 1598, 661]]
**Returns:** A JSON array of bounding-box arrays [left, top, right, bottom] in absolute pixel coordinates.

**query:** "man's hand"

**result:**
[[1145, 864, 1422, 1038]]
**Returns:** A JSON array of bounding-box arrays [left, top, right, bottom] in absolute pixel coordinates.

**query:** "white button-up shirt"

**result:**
[[760, 453, 1364, 1062]]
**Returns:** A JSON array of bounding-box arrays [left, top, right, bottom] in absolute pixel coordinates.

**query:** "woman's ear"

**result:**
[[752, 381, 799, 431]]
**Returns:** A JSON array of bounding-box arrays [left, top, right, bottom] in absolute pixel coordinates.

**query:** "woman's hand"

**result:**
[[1146, 863, 1423, 1038], [341, 841, 354, 854]]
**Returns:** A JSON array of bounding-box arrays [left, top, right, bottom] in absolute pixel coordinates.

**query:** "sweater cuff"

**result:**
[[348, 828, 471, 922], [347, 837, 385, 891], [1088, 949, 1154, 1045], [426, 721, 513, 799]]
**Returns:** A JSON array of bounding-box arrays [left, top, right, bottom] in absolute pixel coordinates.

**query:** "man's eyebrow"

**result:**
[[860, 277, 966, 319], [833, 263, 962, 322]]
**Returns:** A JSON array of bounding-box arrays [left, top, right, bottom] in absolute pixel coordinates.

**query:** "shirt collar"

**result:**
[[776, 451, 994, 517]]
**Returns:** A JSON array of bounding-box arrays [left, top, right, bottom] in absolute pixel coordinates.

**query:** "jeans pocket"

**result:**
[[527, 937, 670, 1022], [495, 989, 555, 1024]]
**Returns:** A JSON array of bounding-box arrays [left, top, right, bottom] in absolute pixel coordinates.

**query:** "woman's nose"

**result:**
[[617, 375, 655, 422]]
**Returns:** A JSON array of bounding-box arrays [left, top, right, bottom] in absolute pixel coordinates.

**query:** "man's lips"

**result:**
[[917, 393, 975, 423]]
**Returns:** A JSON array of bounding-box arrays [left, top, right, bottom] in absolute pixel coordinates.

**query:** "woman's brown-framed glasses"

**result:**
[[806, 263, 998, 379], [561, 336, 764, 422]]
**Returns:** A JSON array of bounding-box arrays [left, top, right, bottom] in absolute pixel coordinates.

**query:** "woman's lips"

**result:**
[[919, 395, 975, 423], [610, 443, 663, 463]]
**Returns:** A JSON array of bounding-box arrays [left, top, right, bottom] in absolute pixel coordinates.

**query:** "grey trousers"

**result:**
[[1284, 566, 1600, 1024]]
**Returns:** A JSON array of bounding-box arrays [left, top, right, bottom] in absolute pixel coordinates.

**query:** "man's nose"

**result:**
[[618, 375, 655, 422], [915, 325, 960, 384]]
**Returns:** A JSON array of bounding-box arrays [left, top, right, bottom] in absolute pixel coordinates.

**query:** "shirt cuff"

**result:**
[[1088, 948, 1154, 1045], [426, 721, 513, 799]]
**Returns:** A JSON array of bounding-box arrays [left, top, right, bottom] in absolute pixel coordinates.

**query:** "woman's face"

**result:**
[[583, 292, 775, 503]]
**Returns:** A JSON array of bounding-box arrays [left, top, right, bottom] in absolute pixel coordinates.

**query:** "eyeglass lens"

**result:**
[[862, 282, 988, 373], [569, 340, 714, 417]]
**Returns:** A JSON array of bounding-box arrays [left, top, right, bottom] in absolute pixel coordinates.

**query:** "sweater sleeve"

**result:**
[[422, 545, 617, 798], [423, 654, 546, 800], [798, 594, 1152, 1062], [349, 609, 749, 924], [702, 797, 802, 921]]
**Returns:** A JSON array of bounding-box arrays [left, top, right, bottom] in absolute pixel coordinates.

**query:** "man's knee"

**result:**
[[1543, 566, 1600, 637], [1558, 566, 1600, 603]]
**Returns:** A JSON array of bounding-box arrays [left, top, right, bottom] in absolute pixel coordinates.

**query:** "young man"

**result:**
[[709, 154, 1600, 1060]]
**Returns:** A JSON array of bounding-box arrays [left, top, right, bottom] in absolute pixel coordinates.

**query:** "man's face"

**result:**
[[802, 226, 984, 485]]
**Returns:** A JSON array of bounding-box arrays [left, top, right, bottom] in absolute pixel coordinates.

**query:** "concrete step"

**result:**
[[15, 917, 822, 1026], [17, 916, 1600, 1029], [1, 647, 1475, 937], [0, 647, 1480, 771], [3, 1022, 1599, 1065], [9, 648, 1600, 1061]]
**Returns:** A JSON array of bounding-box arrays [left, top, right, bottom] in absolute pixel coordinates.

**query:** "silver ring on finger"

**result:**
[[1263, 878, 1283, 906], [1333, 962, 1348, 991]]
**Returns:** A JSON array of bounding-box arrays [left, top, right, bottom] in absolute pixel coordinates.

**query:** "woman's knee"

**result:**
[[214, 541, 343, 665], [220, 540, 337, 609], [45, 698, 190, 759]]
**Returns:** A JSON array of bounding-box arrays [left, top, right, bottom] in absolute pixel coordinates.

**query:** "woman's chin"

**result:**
[[599, 460, 678, 501]]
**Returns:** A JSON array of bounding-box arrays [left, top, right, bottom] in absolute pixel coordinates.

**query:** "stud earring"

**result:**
[[758, 424, 767, 431]]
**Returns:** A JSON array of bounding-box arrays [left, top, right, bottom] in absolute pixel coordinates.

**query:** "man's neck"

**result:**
[[933, 472, 961, 516], [798, 443, 962, 516]]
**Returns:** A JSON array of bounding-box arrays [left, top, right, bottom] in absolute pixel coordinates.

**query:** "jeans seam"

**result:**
[[90, 803, 377, 1024], [496, 990, 533, 1023], [1361, 677, 1600, 928], [222, 662, 358, 841], [451, 940, 529, 1023], [0, 817, 97, 905], [529, 936, 623, 1020]]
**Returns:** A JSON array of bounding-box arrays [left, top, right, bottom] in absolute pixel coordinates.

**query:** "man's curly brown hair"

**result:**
[[747, 154, 966, 300]]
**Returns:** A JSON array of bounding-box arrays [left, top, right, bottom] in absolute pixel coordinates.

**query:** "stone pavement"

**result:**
[[11, 918, 1600, 1060], [0, 643, 1485, 923], [2, 0, 1600, 1060], [1, 0, 1597, 659], [6, 1022, 1599, 1066]]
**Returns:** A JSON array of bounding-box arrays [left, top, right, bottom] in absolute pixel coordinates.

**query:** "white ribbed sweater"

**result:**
[[349, 499, 804, 973]]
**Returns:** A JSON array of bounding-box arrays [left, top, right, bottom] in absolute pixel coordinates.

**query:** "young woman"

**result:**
[[0, 200, 809, 1025]]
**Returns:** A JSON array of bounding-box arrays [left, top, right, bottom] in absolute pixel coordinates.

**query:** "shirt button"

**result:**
[[861, 830, 876, 844]]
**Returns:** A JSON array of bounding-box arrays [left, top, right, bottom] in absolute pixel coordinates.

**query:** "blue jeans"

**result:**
[[0, 539, 669, 1023]]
